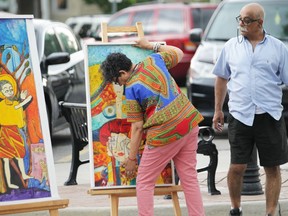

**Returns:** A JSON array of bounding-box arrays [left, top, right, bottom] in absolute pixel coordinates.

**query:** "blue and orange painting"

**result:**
[[0, 18, 51, 202], [86, 44, 174, 189]]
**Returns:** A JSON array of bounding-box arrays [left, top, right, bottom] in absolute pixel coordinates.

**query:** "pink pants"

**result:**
[[136, 126, 205, 216]]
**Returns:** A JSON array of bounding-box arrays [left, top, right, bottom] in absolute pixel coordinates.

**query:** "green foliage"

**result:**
[[84, 0, 151, 13]]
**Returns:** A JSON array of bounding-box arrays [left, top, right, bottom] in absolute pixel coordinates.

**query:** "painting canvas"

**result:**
[[0, 15, 58, 204], [85, 42, 174, 189]]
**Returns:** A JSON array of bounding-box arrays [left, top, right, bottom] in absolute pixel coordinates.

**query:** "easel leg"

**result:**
[[110, 195, 119, 216], [171, 192, 181, 216], [49, 209, 59, 216]]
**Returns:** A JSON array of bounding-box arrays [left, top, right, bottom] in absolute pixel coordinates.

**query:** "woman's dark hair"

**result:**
[[100, 52, 132, 83]]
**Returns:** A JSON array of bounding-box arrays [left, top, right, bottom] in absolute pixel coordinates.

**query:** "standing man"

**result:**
[[100, 38, 205, 216], [212, 3, 288, 216]]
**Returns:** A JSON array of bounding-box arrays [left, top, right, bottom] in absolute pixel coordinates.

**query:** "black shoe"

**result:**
[[163, 194, 172, 199], [229, 208, 242, 216]]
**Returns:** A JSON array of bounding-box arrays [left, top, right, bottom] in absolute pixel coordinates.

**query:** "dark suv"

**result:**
[[186, 0, 288, 133], [33, 19, 86, 134], [97, 3, 217, 86]]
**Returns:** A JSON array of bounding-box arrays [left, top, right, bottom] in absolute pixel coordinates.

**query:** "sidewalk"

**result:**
[[54, 164, 288, 216], [54, 134, 288, 216], [16, 129, 288, 216]]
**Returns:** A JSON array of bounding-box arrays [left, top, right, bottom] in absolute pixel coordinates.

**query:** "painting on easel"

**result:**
[[0, 15, 57, 203], [85, 43, 174, 189]]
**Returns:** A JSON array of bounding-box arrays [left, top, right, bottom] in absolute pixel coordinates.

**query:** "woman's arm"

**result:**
[[124, 120, 143, 178], [134, 37, 184, 64]]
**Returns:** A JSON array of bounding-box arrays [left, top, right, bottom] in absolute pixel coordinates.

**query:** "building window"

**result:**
[[57, 0, 67, 9]]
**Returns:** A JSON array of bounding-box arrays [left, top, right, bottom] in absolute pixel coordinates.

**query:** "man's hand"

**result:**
[[213, 110, 224, 132]]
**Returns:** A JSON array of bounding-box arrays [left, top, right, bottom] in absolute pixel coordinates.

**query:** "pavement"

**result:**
[[14, 126, 288, 216]]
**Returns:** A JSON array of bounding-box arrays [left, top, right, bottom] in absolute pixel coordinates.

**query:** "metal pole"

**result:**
[[111, 1, 117, 14], [41, 0, 50, 19], [241, 146, 264, 195]]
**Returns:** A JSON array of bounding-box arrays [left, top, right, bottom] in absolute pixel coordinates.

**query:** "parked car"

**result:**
[[94, 3, 217, 86], [186, 0, 288, 133], [65, 14, 111, 39], [33, 19, 86, 134]]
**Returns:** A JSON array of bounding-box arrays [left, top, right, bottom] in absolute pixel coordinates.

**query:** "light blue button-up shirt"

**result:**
[[213, 34, 288, 126]]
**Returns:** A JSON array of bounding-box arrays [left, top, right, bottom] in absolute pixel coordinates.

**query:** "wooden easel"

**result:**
[[100, 22, 144, 42], [0, 199, 69, 216], [89, 22, 183, 216], [88, 185, 183, 216]]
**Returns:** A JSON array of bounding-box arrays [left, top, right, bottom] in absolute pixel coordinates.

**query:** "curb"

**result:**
[[18, 200, 288, 216]]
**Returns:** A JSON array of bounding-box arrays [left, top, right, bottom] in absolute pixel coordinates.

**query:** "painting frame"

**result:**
[[84, 42, 175, 189], [0, 15, 58, 205]]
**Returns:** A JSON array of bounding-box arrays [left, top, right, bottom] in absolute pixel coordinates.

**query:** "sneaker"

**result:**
[[229, 208, 242, 216]]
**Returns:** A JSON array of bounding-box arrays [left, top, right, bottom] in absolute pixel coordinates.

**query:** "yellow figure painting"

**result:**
[[0, 74, 33, 189]]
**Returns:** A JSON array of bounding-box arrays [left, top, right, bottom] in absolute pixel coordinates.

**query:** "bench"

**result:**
[[197, 126, 221, 195], [59, 101, 89, 186], [59, 101, 221, 195]]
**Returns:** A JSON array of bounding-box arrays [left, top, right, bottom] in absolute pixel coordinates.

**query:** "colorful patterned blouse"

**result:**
[[125, 50, 203, 147]]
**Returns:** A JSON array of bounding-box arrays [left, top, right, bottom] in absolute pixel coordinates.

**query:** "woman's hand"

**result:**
[[122, 157, 137, 179], [134, 37, 153, 50]]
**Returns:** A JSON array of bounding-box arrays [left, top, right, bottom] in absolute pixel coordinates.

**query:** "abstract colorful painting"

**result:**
[[85, 43, 174, 189], [0, 15, 57, 204]]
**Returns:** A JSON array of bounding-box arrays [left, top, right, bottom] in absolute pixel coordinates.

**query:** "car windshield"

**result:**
[[206, 1, 288, 42], [191, 7, 215, 30]]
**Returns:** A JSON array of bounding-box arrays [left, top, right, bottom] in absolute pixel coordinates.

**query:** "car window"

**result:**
[[68, 23, 77, 30], [206, 2, 246, 41], [109, 13, 130, 26], [206, 1, 288, 41], [157, 9, 184, 33], [54, 26, 80, 54], [79, 23, 92, 38], [44, 27, 62, 56], [191, 8, 215, 30], [264, 3, 288, 41], [131, 10, 154, 35]]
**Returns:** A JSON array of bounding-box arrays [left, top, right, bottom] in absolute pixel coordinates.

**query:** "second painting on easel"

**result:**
[[85, 43, 175, 189]]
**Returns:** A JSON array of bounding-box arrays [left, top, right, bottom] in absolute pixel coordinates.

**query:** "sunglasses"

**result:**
[[236, 15, 259, 26]]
